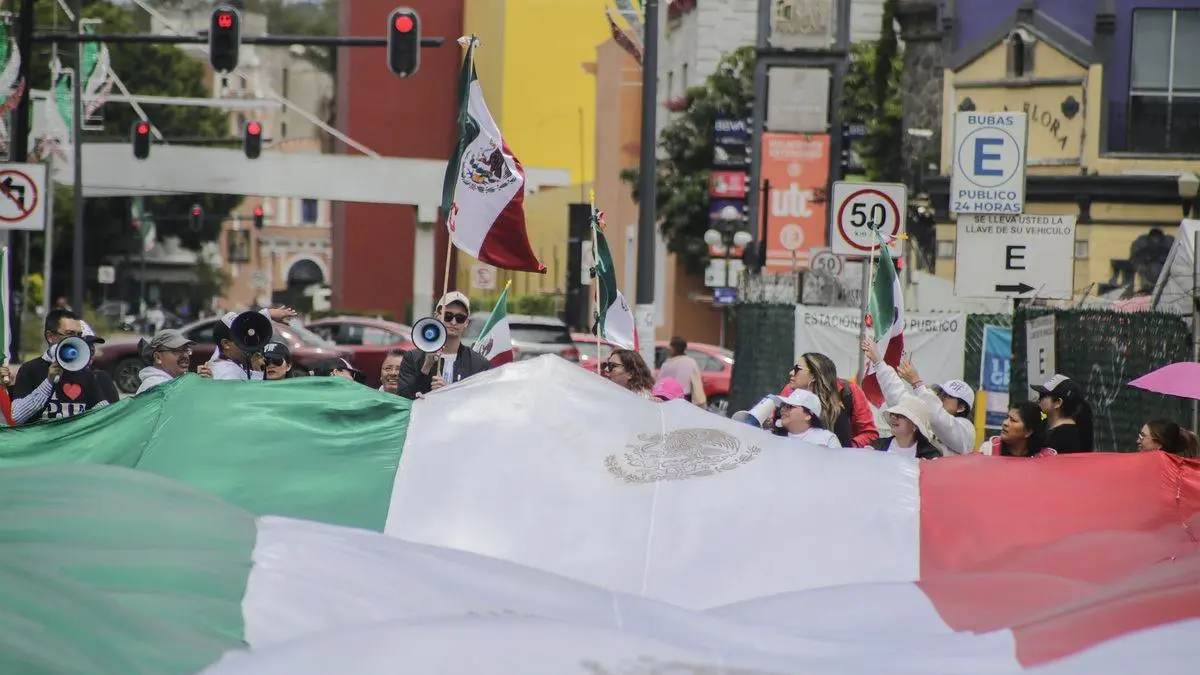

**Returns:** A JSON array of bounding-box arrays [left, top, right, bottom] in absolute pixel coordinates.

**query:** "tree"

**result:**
[[620, 33, 904, 275], [27, 0, 243, 301]]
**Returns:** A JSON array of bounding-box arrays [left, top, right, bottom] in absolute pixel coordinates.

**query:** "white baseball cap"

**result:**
[[936, 379, 975, 409], [436, 291, 470, 314], [769, 389, 822, 418]]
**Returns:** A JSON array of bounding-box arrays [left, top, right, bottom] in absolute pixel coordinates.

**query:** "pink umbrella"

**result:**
[[1128, 362, 1200, 401]]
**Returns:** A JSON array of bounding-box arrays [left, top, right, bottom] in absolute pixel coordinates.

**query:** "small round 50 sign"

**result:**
[[830, 181, 907, 257]]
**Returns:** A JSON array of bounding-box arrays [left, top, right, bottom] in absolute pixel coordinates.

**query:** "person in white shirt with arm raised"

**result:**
[[861, 337, 977, 455]]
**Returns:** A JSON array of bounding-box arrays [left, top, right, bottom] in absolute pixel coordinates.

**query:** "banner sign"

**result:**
[[979, 325, 1012, 428]]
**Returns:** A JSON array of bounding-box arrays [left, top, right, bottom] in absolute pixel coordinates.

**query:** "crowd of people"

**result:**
[[2, 294, 1198, 461]]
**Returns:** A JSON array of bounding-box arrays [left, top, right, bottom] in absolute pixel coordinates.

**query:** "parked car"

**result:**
[[93, 317, 352, 394], [572, 334, 734, 414], [464, 314, 579, 363], [306, 316, 415, 388]]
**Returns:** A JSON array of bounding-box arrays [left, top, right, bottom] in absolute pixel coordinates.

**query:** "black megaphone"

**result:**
[[53, 336, 92, 373], [229, 311, 275, 354], [411, 316, 447, 353]]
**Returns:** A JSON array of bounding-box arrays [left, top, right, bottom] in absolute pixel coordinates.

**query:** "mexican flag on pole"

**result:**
[[472, 281, 515, 366], [130, 197, 156, 253], [590, 206, 637, 351], [859, 233, 905, 407], [441, 38, 545, 274]]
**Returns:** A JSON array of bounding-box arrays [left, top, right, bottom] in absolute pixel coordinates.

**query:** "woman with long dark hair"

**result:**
[[1137, 418, 1200, 458], [785, 352, 878, 448], [977, 401, 1056, 457], [1033, 374, 1094, 453], [601, 348, 656, 397]]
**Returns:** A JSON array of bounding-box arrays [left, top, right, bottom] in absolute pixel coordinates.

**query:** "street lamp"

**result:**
[[705, 206, 753, 348], [1177, 172, 1199, 218]]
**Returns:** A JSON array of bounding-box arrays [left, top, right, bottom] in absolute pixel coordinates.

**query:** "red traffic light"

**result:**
[[192, 206, 202, 216], [216, 11, 234, 30], [394, 15, 414, 32], [253, 206, 263, 216], [136, 123, 149, 134], [246, 122, 261, 135]]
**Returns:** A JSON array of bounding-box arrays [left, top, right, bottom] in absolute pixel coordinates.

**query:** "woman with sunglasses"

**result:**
[[395, 292, 491, 399], [600, 349, 656, 397]]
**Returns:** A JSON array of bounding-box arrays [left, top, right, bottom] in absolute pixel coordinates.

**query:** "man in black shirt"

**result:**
[[9, 309, 121, 424], [395, 291, 491, 399]]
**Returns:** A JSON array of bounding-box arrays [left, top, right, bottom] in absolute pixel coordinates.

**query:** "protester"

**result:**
[[1138, 418, 1200, 458], [396, 292, 491, 399], [861, 337, 976, 455], [1033, 374, 1095, 453], [658, 337, 706, 406], [601, 348, 655, 397], [135, 329, 196, 394], [1, 365, 13, 426], [379, 349, 406, 393], [869, 394, 941, 459], [769, 389, 840, 448], [262, 342, 306, 380], [785, 352, 878, 447], [651, 377, 685, 402], [977, 401, 1056, 457], [206, 306, 297, 381], [8, 309, 120, 423], [312, 357, 366, 384]]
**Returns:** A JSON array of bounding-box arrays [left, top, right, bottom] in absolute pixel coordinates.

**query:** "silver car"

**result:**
[[465, 314, 580, 363]]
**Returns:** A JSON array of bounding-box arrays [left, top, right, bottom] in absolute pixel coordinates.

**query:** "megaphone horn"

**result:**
[[731, 396, 777, 428], [230, 311, 275, 354], [411, 316, 447, 354], [54, 336, 92, 373]]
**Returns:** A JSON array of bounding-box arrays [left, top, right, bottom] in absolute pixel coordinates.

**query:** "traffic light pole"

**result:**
[[71, 0, 85, 313], [635, 0, 659, 367], [30, 34, 446, 47]]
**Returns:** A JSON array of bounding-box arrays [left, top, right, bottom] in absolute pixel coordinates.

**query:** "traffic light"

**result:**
[[243, 120, 262, 159], [132, 121, 151, 160], [189, 204, 204, 232], [252, 206, 264, 229], [386, 8, 421, 77], [209, 6, 241, 73]]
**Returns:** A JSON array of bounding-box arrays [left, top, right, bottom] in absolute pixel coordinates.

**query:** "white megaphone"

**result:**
[[731, 396, 777, 428], [411, 316, 448, 353], [52, 336, 92, 373]]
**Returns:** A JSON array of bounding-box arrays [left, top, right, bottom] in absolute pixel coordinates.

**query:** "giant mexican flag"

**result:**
[[441, 38, 545, 273], [1, 360, 1198, 673]]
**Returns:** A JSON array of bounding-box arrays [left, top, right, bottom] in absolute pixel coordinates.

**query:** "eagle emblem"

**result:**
[[461, 141, 519, 194], [477, 336, 495, 358], [605, 428, 761, 484]]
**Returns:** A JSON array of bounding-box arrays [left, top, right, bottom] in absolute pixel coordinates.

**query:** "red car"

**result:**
[[92, 317, 352, 394], [306, 316, 415, 388], [571, 334, 734, 415]]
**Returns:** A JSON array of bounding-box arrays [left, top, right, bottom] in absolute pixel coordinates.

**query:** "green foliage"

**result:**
[[620, 46, 755, 275], [469, 293, 562, 318], [842, 3, 905, 183]]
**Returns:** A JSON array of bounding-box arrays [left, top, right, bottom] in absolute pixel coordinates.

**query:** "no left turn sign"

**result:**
[[0, 163, 47, 232], [829, 181, 907, 257]]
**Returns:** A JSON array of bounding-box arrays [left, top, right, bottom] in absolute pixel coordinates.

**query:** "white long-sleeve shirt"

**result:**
[[209, 358, 265, 381], [873, 363, 976, 455]]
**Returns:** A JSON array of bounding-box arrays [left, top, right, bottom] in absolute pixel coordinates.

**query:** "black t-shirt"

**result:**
[[11, 357, 120, 422], [1047, 424, 1089, 454]]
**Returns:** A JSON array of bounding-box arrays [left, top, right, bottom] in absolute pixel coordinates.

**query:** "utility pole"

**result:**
[[635, 0, 659, 366], [5, 0, 35, 359], [71, 1, 85, 313]]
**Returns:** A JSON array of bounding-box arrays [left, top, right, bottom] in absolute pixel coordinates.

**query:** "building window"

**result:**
[[1129, 9, 1200, 153], [300, 199, 319, 224], [1005, 29, 1035, 78]]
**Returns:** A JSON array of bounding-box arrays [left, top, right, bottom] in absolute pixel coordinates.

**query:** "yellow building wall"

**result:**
[[936, 37, 1200, 295], [463, 0, 508, 122]]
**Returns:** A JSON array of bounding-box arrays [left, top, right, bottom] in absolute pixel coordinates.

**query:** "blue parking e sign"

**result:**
[[950, 112, 1028, 215]]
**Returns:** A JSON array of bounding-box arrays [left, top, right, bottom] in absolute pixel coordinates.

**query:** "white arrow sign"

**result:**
[[954, 214, 1076, 299]]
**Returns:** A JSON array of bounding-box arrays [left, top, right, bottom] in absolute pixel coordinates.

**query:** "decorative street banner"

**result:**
[[979, 325, 1012, 428], [795, 306, 967, 407]]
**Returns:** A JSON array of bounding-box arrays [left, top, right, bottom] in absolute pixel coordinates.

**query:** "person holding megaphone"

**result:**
[[395, 292, 490, 399], [7, 308, 120, 425], [206, 306, 298, 380]]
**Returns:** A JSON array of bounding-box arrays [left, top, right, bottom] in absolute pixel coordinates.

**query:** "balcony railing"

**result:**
[[1107, 96, 1200, 154]]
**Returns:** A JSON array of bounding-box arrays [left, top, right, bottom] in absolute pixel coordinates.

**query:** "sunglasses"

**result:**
[[600, 362, 623, 373], [442, 312, 469, 324]]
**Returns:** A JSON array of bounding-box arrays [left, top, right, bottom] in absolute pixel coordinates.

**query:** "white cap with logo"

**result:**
[[936, 379, 975, 409]]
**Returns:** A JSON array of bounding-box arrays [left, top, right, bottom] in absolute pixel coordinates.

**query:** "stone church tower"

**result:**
[[895, 0, 951, 190]]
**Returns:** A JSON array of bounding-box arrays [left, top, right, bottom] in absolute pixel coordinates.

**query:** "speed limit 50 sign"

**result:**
[[830, 181, 907, 257]]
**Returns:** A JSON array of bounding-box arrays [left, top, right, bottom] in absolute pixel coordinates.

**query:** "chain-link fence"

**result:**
[[1011, 308, 1192, 452]]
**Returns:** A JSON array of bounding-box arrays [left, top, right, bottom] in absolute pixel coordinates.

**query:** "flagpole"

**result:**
[[589, 190, 601, 372]]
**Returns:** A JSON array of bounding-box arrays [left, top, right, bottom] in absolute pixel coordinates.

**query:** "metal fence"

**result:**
[[1011, 308, 1192, 452]]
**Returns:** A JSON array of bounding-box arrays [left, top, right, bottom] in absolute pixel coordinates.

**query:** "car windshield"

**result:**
[[510, 324, 573, 344]]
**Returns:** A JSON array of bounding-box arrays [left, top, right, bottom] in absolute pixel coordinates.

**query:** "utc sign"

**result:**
[[950, 112, 1028, 215]]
